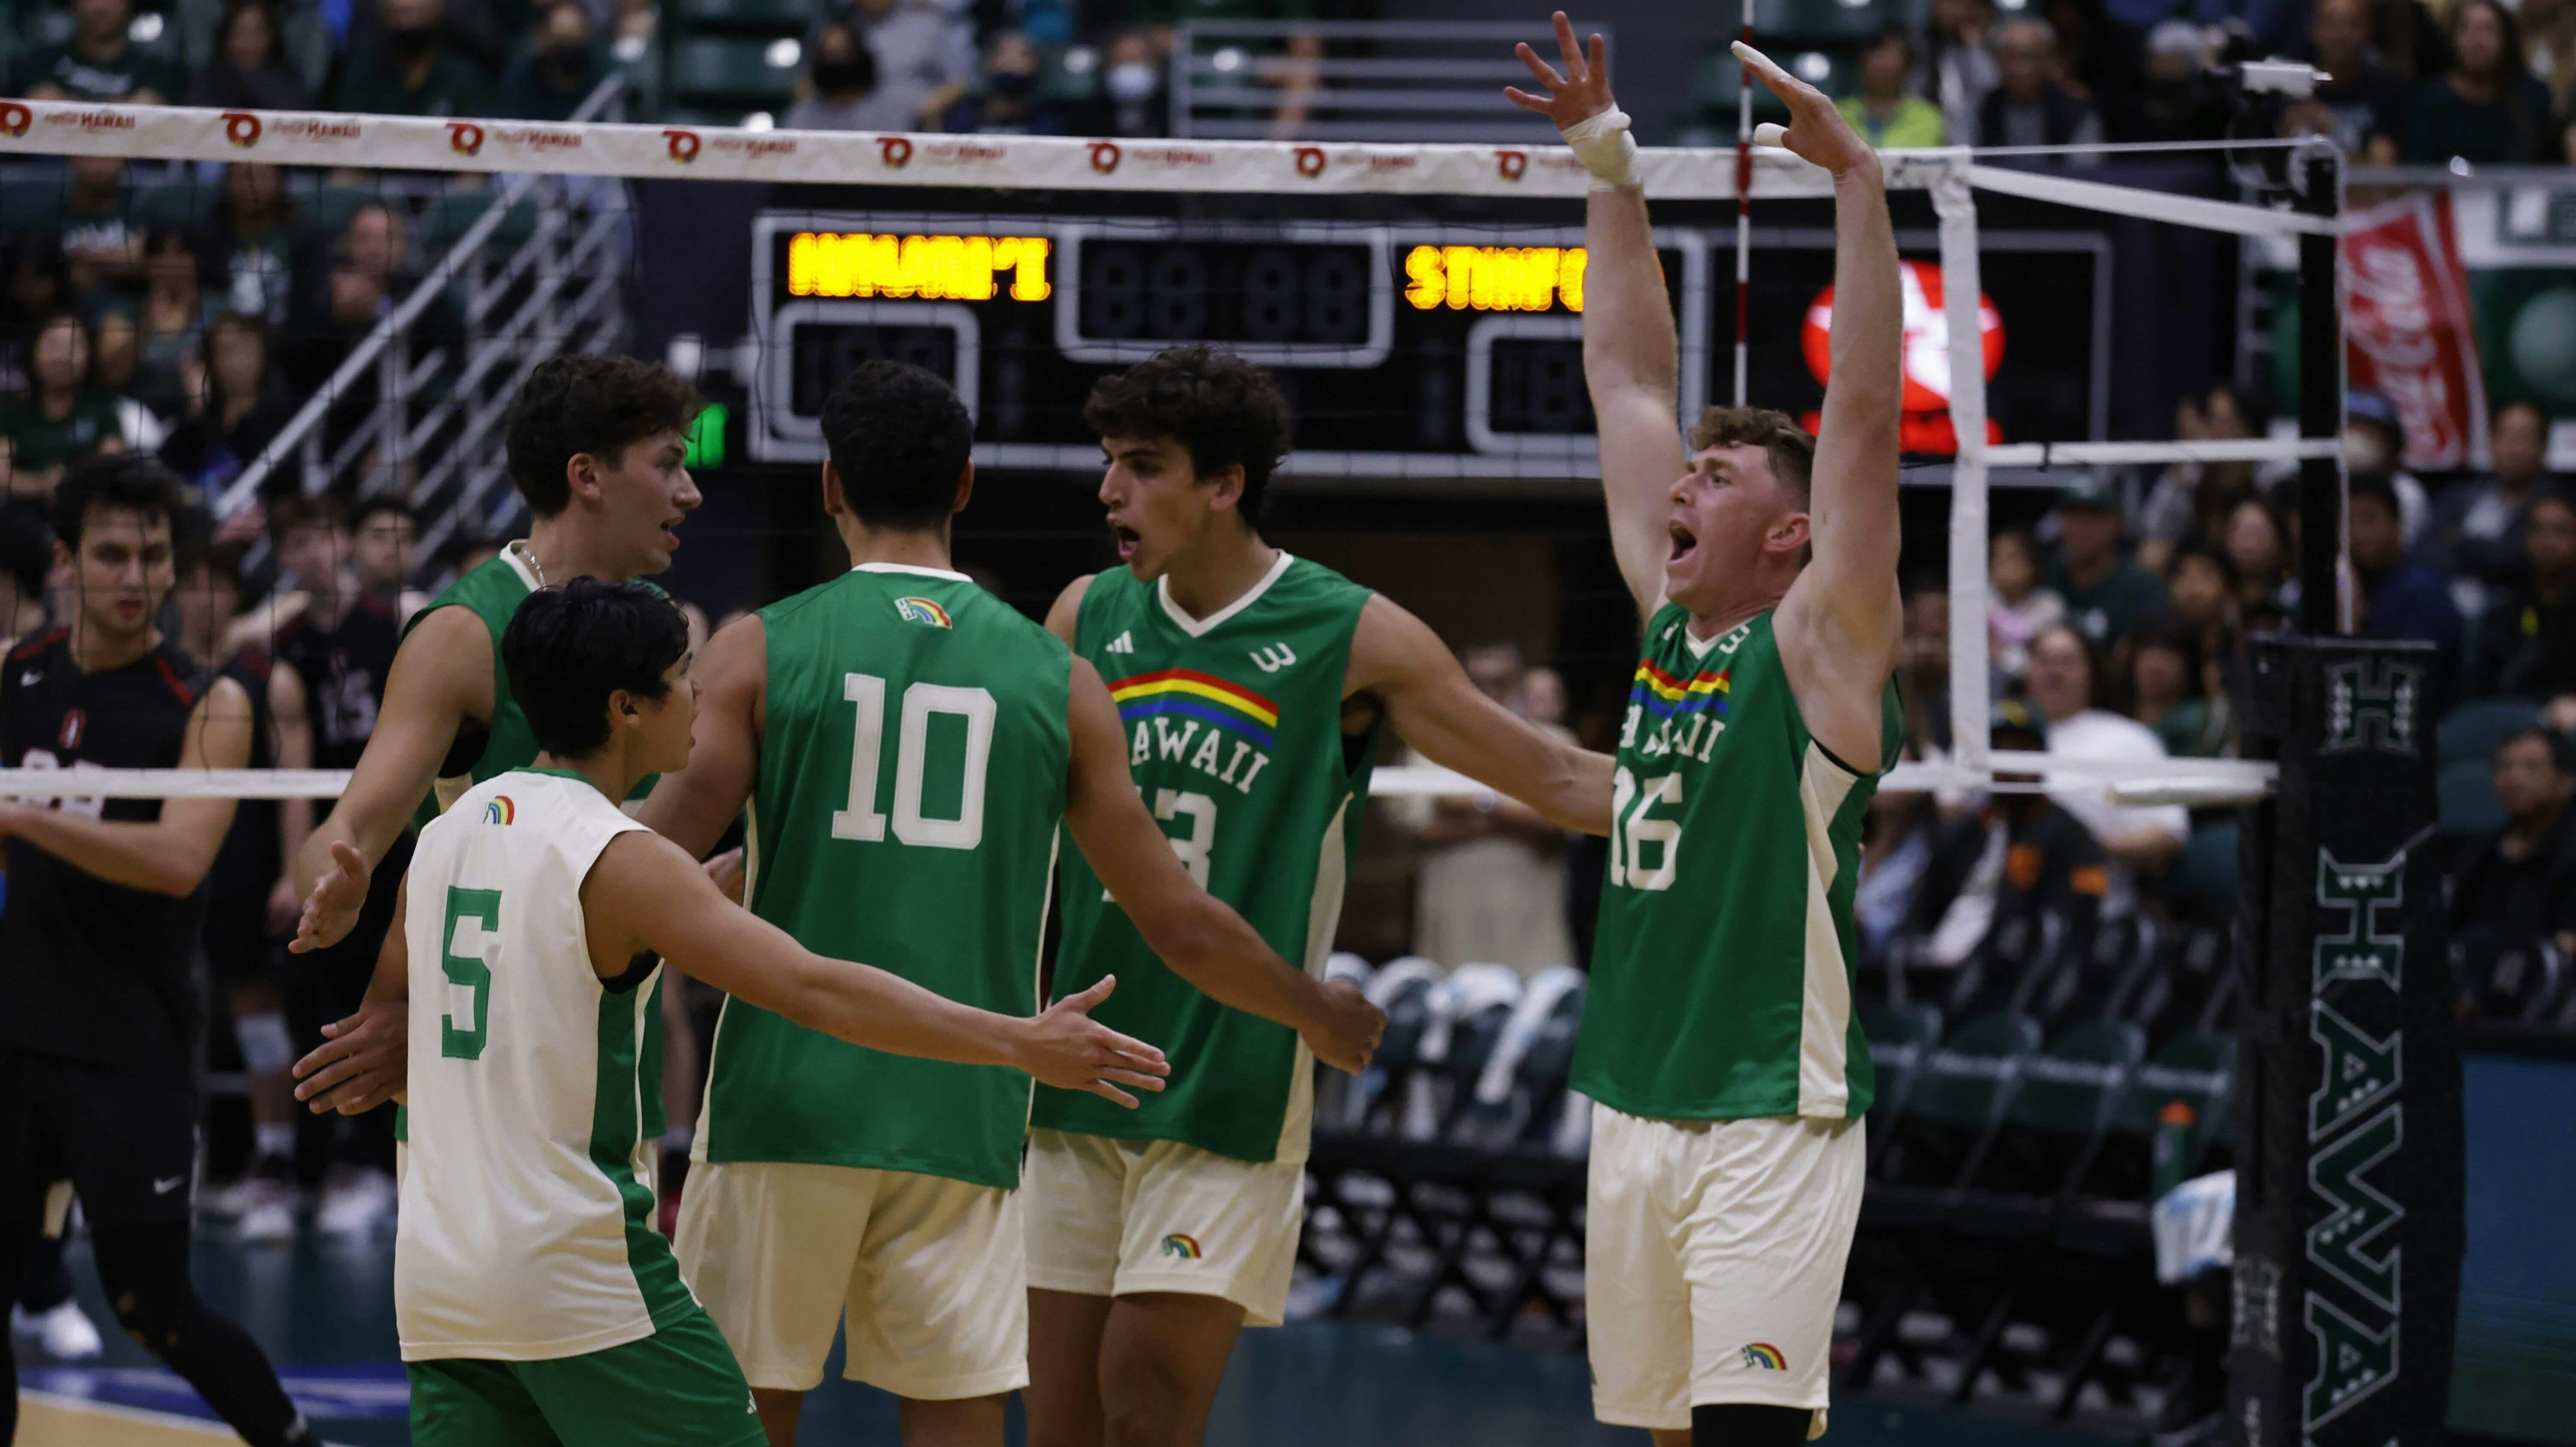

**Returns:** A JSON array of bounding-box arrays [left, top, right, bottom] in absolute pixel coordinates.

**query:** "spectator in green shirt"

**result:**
[[0, 314, 126, 505], [330, 0, 494, 118], [2047, 471, 2171, 653], [1838, 25, 1948, 148], [21, 0, 186, 103]]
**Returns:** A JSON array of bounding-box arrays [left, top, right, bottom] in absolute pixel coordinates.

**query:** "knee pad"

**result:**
[[107, 1283, 200, 1350], [236, 1011, 294, 1077], [1692, 1402, 1815, 1447]]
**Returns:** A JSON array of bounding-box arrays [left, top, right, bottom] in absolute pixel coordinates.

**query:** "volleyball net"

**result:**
[[0, 96, 2345, 807]]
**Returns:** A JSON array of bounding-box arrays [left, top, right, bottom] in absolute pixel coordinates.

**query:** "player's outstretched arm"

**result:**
[[1745, 42, 1906, 764], [634, 612, 765, 859], [0, 675, 253, 896], [1508, 12, 1687, 618], [292, 862, 412, 1116], [266, 658, 317, 933], [1348, 596, 1613, 836], [292, 606, 492, 948], [592, 828, 1172, 1105], [1062, 657, 1384, 1073]]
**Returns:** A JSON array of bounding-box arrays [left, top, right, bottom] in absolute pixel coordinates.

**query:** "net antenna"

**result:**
[[1733, 0, 1755, 408]]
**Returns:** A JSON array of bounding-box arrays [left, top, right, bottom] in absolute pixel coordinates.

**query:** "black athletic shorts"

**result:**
[[0, 1049, 198, 1227], [202, 893, 279, 992]]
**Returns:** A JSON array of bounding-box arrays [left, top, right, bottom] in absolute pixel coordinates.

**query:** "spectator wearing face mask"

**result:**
[[1082, 29, 1170, 137], [2341, 389, 2429, 549], [939, 30, 1067, 134], [330, 0, 495, 117], [498, 0, 607, 120], [22, 0, 185, 103], [782, 22, 880, 128]]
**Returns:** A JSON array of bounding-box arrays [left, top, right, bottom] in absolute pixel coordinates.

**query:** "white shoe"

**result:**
[[22, 1300, 104, 1361], [198, 1175, 260, 1219], [237, 1177, 299, 1244], [317, 1168, 395, 1236]]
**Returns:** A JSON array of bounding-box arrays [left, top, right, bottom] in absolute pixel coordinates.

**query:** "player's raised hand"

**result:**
[[289, 839, 371, 953], [292, 997, 410, 1115], [1022, 975, 1173, 1107], [1735, 41, 1882, 181], [1504, 11, 1613, 131], [1303, 978, 1385, 1074]]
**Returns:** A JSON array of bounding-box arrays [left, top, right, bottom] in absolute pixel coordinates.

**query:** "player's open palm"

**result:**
[[1305, 978, 1385, 1074], [1504, 11, 1614, 131], [1026, 976, 1173, 1107], [1735, 41, 1880, 179], [290, 839, 371, 954]]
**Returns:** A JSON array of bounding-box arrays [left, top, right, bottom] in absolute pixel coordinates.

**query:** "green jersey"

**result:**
[[1034, 553, 1379, 1164], [407, 550, 544, 833], [1572, 607, 1903, 1123], [698, 565, 1072, 1189]]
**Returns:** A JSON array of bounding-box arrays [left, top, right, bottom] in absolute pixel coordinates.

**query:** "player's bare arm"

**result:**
[[1043, 573, 1097, 648], [1744, 42, 1906, 767], [1511, 13, 1687, 618], [1063, 654, 1385, 1073], [632, 611, 767, 859], [290, 605, 494, 950], [0, 675, 253, 895], [588, 826, 1173, 1105], [267, 657, 317, 932], [292, 859, 411, 1116], [1345, 594, 1614, 836]]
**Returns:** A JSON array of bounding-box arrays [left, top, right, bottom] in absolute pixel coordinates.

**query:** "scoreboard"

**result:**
[[747, 211, 2108, 479]]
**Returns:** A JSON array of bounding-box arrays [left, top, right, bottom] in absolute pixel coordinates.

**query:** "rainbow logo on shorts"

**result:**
[[1740, 1343, 1788, 1371], [1159, 1234, 1203, 1260], [1631, 660, 1730, 718], [1110, 670, 1279, 749], [893, 596, 953, 629], [484, 796, 515, 825]]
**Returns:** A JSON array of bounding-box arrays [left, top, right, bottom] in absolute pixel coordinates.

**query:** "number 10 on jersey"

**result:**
[[832, 673, 998, 850]]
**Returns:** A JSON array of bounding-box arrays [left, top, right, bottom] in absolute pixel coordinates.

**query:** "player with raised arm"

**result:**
[[289, 354, 702, 1117], [392, 578, 1168, 1447], [1507, 16, 1907, 1445], [0, 457, 320, 1447], [631, 362, 1380, 1447], [1022, 346, 1615, 1447]]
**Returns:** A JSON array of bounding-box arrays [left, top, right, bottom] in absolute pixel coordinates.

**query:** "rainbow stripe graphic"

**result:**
[[1109, 670, 1279, 749], [1630, 660, 1730, 718], [1160, 1234, 1203, 1260], [1739, 1343, 1787, 1371], [893, 596, 953, 629], [484, 796, 515, 825]]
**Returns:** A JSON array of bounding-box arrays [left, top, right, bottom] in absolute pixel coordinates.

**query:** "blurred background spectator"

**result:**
[[1919, 0, 2002, 145], [1979, 15, 2105, 154], [2136, 385, 2260, 576], [498, 0, 608, 119], [2222, 496, 2292, 612], [24, 0, 183, 102], [2341, 389, 2429, 547], [2467, 486, 2576, 728], [2405, 0, 2567, 162], [332, 0, 495, 116], [0, 313, 124, 508], [2350, 471, 2464, 705], [783, 21, 881, 128], [57, 156, 144, 316], [122, 225, 220, 425], [1086, 29, 1169, 137], [2422, 400, 2556, 623], [1989, 528, 2063, 688], [191, 162, 306, 329], [160, 312, 294, 501], [2448, 729, 2576, 1020], [188, 0, 317, 110], [2299, 0, 2407, 161], [1405, 642, 1580, 980], [939, 29, 1066, 134], [1840, 24, 1946, 147], [1902, 582, 1954, 756], [2126, 615, 2233, 757], [844, 0, 978, 131], [2048, 473, 2170, 656], [2025, 623, 2190, 908]]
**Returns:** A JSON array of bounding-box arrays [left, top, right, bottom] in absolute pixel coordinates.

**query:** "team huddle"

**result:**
[[0, 16, 1903, 1447]]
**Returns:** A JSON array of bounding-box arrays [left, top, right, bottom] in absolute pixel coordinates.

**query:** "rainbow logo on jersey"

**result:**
[[1630, 661, 1730, 718], [1160, 1234, 1203, 1260], [1739, 1343, 1787, 1371], [484, 796, 515, 825], [1109, 669, 1279, 749], [893, 596, 953, 629]]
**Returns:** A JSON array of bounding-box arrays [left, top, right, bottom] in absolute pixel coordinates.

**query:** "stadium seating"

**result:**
[[2438, 697, 2543, 768], [667, 35, 801, 116], [1878, 1009, 2044, 1188], [2437, 756, 2508, 836]]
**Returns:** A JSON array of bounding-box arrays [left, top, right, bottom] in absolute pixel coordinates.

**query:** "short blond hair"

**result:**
[[1689, 406, 1814, 507]]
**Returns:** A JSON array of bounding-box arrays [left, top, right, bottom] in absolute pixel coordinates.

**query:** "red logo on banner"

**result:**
[[222, 111, 262, 147], [1089, 140, 1121, 173], [1495, 149, 1528, 181], [447, 122, 484, 156], [1801, 260, 2005, 454], [663, 128, 701, 162], [1294, 146, 1326, 178], [0, 102, 28, 138], [2344, 191, 2486, 471], [878, 135, 913, 167]]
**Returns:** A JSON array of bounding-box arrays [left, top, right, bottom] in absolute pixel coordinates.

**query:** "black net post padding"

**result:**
[[2231, 636, 2464, 1447]]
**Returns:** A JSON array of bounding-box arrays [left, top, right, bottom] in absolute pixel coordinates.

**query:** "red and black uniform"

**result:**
[[201, 647, 281, 994]]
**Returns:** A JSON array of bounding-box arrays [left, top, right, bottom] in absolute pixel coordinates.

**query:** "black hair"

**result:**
[[820, 360, 973, 531], [0, 508, 52, 596], [502, 353, 699, 517], [2347, 471, 2401, 515], [2170, 538, 2239, 592], [2495, 725, 2576, 775], [351, 495, 419, 531], [1866, 22, 1914, 64], [53, 454, 186, 550], [502, 578, 690, 758], [1082, 345, 1293, 525], [2127, 613, 2207, 700]]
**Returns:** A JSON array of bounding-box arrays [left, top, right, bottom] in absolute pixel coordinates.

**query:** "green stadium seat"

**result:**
[[671, 0, 818, 31], [1971, 1016, 2145, 1196], [421, 190, 539, 253], [2438, 757, 2506, 836], [1860, 1000, 1942, 1128], [669, 35, 800, 108], [134, 180, 211, 230], [2438, 697, 2541, 768], [1882, 1009, 2041, 1187], [2082, 1027, 2235, 1199], [0, 178, 61, 236], [305, 184, 377, 240], [2170, 820, 2240, 917], [1037, 43, 1100, 104]]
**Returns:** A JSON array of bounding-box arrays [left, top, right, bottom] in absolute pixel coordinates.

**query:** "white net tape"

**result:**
[[0, 103, 2326, 805]]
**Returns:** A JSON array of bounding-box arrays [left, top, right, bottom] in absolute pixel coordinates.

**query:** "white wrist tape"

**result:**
[[1561, 106, 1640, 191]]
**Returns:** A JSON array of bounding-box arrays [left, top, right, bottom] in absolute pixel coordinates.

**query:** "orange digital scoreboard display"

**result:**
[[785, 231, 1052, 303]]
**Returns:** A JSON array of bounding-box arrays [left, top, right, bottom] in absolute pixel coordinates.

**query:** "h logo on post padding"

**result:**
[[2322, 658, 2421, 756]]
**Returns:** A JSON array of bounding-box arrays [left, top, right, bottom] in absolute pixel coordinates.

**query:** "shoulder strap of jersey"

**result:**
[[1072, 569, 1134, 654]]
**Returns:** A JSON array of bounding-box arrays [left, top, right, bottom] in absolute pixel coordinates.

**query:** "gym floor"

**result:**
[[15, 1234, 2116, 1447]]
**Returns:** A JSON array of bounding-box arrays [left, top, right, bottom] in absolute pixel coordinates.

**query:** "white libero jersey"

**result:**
[[395, 768, 695, 1362]]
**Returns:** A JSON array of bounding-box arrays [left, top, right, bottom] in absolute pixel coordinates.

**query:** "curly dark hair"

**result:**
[[821, 360, 973, 531], [502, 354, 699, 518], [1689, 406, 1815, 507], [55, 454, 186, 550], [1082, 345, 1292, 525]]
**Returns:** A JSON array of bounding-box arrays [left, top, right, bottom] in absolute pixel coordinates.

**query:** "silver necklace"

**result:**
[[508, 540, 550, 587]]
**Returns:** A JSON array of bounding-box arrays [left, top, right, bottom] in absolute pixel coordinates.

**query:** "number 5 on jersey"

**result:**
[[832, 672, 997, 850], [442, 887, 501, 1059]]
